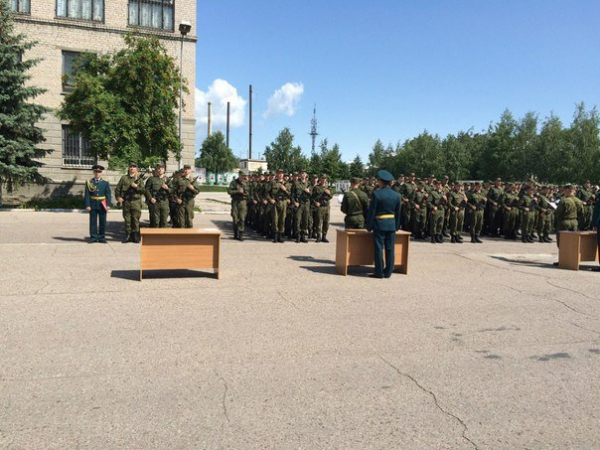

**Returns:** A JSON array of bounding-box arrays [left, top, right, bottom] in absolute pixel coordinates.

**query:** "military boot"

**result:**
[[273, 233, 278, 243], [431, 236, 436, 244], [475, 235, 483, 243], [471, 236, 476, 243], [300, 234, 308, 243], [436, 234, 444, 243], [296, 234, 301, 243], [321, 234, 329, 243], [451, 235, 456, 243], [278, 233, 285, 243], [122, 233, 133, 243], [233, 225, 238, 240], [238, 231, 244, 242], [316, 233, 322, 243]]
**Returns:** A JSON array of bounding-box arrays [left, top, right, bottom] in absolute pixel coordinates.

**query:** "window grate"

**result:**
[[62, 125, 95, 167], [56, 0, 104, 22], [128, 0, 174, 31]]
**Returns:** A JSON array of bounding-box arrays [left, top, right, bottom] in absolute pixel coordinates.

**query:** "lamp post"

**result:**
[[178, 21, 192, 170]]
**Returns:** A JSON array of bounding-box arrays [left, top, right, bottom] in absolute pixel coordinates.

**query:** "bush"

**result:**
[[21, 195, 85, 210]]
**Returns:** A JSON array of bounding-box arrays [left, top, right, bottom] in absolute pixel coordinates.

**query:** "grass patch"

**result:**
[[21, 195, 85, 210], [197, 185, 228, 193]]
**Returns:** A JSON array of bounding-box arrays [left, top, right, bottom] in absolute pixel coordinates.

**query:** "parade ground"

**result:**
[[1, 196, 599, 449]]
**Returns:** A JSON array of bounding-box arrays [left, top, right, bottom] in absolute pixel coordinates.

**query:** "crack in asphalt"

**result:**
[[378, 355, 479, 450], [214, 369, 231, 423], [449, 252, 597, 318], [499, 283, 591, 317], [277, 290, 299, 310]]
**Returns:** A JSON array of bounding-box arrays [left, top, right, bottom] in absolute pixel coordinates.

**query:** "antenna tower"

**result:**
[[309, 104, 319, 153]]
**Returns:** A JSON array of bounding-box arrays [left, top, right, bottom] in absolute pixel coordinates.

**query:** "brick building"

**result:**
[[9, 0, 197, 196]]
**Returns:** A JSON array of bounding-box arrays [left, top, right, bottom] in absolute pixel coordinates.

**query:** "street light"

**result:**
[[178, 21, 192, 169]]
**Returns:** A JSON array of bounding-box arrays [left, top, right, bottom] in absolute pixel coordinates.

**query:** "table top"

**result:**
[[560, 231, 597, 235], [338, 229, 411, 236], [141, 228, 222, 235]]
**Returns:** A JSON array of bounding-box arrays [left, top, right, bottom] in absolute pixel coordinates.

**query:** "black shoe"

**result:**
[[273, 233, 278, 243], [123, 233, 133, 243], [475, 235, 483, 243], [471, 236, 476, 243], [300, 234, 308, 243], [296, 235, 300, 243], [431, 236, 436, 243], [98, 238, 107, 243], [436, 234, 444, 243], [316, 234, 322, 243], [322, 235, 329, 243], [456, 235, 463, 242], [442, 231, 450, 238], [543, 236, 552, 243], [451, 235, 456, 243], [238, 232, 244, 242], [278, 233, 284, 243], [89, 239, 98, 244], [368, 274, 383, 279]]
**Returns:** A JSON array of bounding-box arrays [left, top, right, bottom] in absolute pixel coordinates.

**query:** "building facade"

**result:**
[[9, 0, 197, 196]]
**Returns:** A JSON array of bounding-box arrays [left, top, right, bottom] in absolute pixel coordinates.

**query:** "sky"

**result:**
[[193, 0, 600, 162]]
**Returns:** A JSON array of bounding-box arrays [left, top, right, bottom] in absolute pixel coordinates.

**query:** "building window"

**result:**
[[62, 125, 95, 167], [9, 0, 30, 14], [56, 0, 104, 22], [128, 0, 174, 31], [62, 51, 81, 92]]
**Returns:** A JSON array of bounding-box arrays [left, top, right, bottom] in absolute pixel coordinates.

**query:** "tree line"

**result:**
[[259, 104, 600, 185]]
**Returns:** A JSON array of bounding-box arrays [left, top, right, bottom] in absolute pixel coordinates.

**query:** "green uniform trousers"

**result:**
[[122, 200, 142, 233], [179, 199, 195, 228], [149, 200, 170, 228], [231, 199, 248, 232], [470, 210, 484, 237]]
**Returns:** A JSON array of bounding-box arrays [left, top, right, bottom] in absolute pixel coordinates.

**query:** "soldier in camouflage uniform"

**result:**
[[341, 177, 369, 229], [518, 185, 536, 243], [311, 174, 333, 242], [400, 173, 416, 231], [292, 170, 312, 243], [175, 164, 199, 228], [501, 183, 519, 240], [467, 182, 486, 243], [267, 169, 290, 243], [535, 185, 553, 243], [411, 181, 429, 239], [576, 180, 595, 230], [309, 175, 319, 238], [115, 163, 146, 243], [427, 180, 447, 243], [555, 184, 579, 248], [486, 178, 504, 237], [144, 164, 171, 228], [448, 182, 467, 243], [228, 170, 248, 241]]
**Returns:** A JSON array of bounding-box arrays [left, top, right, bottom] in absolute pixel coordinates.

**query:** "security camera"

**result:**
[[179, 21, 192, 36]]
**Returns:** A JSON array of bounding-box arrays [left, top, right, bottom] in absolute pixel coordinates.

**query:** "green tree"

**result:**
[[441, 132, 473, 181], [58, 34, 183, 169], [318, 140, 346, 181], [367, 139, 386, 175], [0, 1, 51, 204], [264, 127, 308, 173], [514, 112, 539, 180], [537, 114, 571, 183], [479, 110, 518, 180], [196, 132, 238, 181], [349, 155, 365, 178], [567, 102, 600, 183]]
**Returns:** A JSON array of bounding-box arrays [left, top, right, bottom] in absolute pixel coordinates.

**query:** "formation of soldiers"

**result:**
[[114, 163, 201, 243], [226, 169, 598, 245], [380, 174, 598, 244], [227, 169, 333, 243]]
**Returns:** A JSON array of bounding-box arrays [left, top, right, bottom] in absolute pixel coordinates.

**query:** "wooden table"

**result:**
[[140, 229, 221, 280], [336, 229, 410, 276], [558, 231, 598, 270]]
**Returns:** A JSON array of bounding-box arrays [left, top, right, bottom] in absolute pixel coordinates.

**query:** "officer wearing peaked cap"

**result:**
[[366, 170, 402, 278], [85, 164, 111, 243]]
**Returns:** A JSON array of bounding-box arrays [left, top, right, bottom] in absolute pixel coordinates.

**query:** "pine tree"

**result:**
[[0, 0, 51, 204]]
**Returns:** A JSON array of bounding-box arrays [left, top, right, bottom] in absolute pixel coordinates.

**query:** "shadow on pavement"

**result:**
[[490, 256, 559, 269], [289, 255, 335, 265], [111, 269, 217, 281]]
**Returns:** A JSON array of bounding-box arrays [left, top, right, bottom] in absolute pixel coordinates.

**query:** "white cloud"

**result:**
[[263, 82, 304, 118], [195, 79, 247, 132]]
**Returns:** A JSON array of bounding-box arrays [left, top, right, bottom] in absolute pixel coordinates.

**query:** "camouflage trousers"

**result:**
[[315, 206, 330, 235], [272, 200, 287, 233], [449, 208, 465, 237], [149, 199, 170, 228], [470, 209, 484, 237], [179, 199, 195, 228], [231, 199, 248, 232], [122, 199, 142, 233], [295, 202, 310, 235]]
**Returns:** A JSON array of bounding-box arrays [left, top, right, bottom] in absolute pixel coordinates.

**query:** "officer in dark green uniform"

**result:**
[[341, 177, 369, 229], [228, 170, 248, 241], [84, 164, 111, 243], [115, 163, 145, 243], [144, 164, 171, 228], [366, 170, 401, 279]]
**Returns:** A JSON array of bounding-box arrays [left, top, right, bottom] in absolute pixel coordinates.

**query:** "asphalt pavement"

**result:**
[[0, 198, 599, 449]]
